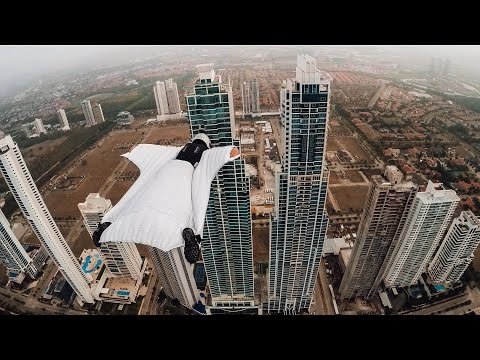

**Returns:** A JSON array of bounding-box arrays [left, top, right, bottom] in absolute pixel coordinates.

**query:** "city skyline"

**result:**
[[1, 47, 480, 315]]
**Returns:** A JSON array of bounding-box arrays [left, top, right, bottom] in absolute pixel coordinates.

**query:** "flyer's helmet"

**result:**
[[192, 133, 211, 149]]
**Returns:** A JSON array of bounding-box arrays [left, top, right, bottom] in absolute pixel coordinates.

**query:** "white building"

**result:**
[[153, 81, 169, 115], [80, 248, 147, 305], [384, 181, 460, 288], [165, 78, 182, 114], [0, 209, 36, 283], [429, 211, 480, 284], [57, 109, 70, 131], [92, 104, 105, 124], [241, 79, 261, 118], [268, 55, 330, 314], [78, 193, 142, 280], [33, 118, 47, 135], [81, 100, 96, 126], [115, 111, 134, 125], [0, 133, 94, 304], [149, 246, 199, 309]]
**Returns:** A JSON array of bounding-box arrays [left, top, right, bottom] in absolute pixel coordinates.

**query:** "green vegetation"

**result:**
[[14, 130, 66, 148], [2, 121, 115, 218]]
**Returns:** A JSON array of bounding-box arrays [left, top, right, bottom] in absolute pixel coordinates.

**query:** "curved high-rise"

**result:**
[[0, 134, 94, 304]]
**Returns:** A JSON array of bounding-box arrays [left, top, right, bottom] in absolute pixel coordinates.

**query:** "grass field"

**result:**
[[21, 136, 68, 164]]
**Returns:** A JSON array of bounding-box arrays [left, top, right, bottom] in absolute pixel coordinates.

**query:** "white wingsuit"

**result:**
[[98, 142, 239, 252]]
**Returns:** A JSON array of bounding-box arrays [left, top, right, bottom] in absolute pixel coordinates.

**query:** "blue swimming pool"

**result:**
[[434, 284, 446, 292], [82, 255, 103, 273], [117, 291, 130, 296]]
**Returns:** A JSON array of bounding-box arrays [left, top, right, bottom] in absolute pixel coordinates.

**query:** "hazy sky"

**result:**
[[1, 45, 480, 98]]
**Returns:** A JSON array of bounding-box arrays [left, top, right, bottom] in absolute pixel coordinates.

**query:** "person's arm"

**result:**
[[191, 145, 240, 235]]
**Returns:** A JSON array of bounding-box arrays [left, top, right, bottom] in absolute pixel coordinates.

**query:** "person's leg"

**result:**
[[182, 228, 201, 264]]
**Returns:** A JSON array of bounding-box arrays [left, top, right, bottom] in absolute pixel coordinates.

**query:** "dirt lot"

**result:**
[[345, 170, 365, 183], [21, 136, 68, 164], [252, 226, 269, 263], [70, 230, 95, 257], [329, 171, 341, 184], [361, 168, 383, 180], [105, 179, 135, 206], [330, 185, 369, 213], [44, 124, 190, 219], [452, 146, 474, 159], [326, 137, 372, 162]]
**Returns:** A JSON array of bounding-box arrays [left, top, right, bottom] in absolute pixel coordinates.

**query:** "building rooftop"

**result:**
[[78, 193, 112, 214], [418, 181, 460, 203], [100, 276, 139, 301]]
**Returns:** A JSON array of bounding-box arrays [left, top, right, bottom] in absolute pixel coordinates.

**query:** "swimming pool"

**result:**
[[116, 290, 130, 296], [434, 284, 446, 292], [82, 255, 103, 273]]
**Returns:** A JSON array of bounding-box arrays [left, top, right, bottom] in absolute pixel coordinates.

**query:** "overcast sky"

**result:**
[[1, 45, 480, 98]]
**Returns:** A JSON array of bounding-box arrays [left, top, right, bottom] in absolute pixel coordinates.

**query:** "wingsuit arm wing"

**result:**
[[121, 144, 182, 174], [191, 145, 240, 236], [102, 144, 182, 224]]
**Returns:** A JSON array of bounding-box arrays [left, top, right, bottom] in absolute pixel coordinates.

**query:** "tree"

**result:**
[[81, 159, 88, 166]]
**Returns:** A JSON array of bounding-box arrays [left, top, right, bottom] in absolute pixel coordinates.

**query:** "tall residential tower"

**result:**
[[33, 118, 47, 135], [384, 181, 459, 288], [165, 78, 182, 114], [0, 209, 36, 281], [0, 134, 94, 304], [153, 81, 169, 115], [429, 210, 480, 284], [186, 63, 255, 313], [78, 193, 142, 280], [81, 100, 96, 126], [92, 104, 105, 124], [339, 166, 417, 300], [241, 79, 260, 117], [57, 109, 70, 130], [268, 55, 330, 314], [149, 247, 198, 309]]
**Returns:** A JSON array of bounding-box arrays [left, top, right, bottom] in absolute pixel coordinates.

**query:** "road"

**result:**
[[0, 286, 87, 315], [139, 272, 158, 315], [309, 260, 335, 315], [269, 117, 284, 160]]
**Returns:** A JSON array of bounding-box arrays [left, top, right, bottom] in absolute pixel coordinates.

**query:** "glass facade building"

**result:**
[[185, 65, 255, 311], [268, 55, 330, 314]]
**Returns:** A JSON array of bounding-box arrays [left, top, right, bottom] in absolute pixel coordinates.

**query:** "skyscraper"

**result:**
[[153, 81, 169, 115], [165, 78, 182, 114], [57, 109, 70, 130], [78, 193, 142, 280], [33, 118, 47, 135], [81, 100, 96, 126], [339, 167, 417, 300], [0, 208, 36, 281], [92, 104, 105, 124], [0, 134, 94, 304], [186, 63, 255, 312], [241, 79, 261, 117], [268, 55, 330, 314], [429, 210, 480, 284], [149, 247, 198, 309], [384, 181, 460, 288]]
